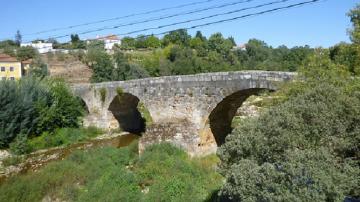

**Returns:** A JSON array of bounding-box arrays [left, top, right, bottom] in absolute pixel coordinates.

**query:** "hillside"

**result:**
[[41, 53, 92, 84]]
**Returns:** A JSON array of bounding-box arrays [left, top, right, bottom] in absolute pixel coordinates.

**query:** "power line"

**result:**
[[49, 0, 293, 40], [23, 0, 221, 36], [117, 0, 292, 36], [155, 0, 322, 36], [113, 0, 322, 41], [66, 0, 260, 36]]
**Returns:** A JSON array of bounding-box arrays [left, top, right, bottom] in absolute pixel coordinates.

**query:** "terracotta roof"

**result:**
[[22, 59, 33, 64], [96, 34, 120, 41], [0, 53, 19, 62]]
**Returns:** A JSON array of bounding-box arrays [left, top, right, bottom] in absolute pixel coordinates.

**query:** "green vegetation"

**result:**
[[137, 102, 153, 125], [85, 30, 315, 83], [116, 87, 124, 96], [99, 88, 107, 103], [27, 127, 103, 152], [0, 143, 222, 202], [0, 77, 84, 151]]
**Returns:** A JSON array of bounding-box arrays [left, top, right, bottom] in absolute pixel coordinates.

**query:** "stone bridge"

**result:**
[[72, 71, 295, 156]]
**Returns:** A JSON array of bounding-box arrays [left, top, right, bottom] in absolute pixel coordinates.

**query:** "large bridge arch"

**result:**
[[207, 88, 270, 146]]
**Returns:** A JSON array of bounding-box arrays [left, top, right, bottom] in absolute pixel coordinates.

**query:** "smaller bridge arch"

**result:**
[[108, 92, 146, 134]]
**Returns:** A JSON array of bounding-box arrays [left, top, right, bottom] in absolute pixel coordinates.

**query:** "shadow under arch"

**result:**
[[108, 93, 147, 134], [209, 88, 270, 146]]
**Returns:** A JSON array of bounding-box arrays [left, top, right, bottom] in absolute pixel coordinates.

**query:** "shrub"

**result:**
[[0, 78, 84, 148], [218, 83, 360, 201], [9, 133, 31, 155]]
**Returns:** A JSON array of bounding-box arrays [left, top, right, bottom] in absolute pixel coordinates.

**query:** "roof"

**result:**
[[96, 34, 120, 41], [22, 59, 33, 64], [0, 53, 19, 62]]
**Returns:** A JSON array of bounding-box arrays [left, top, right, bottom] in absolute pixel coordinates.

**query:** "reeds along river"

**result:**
[[0, 133, 139, 184]]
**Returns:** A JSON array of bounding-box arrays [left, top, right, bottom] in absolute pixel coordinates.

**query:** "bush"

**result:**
[[9, 133, 31, 155], [218, 83, 360, 201], [0, 78, 84, 148]]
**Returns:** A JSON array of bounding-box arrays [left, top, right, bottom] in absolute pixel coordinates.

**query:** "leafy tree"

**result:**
[[121, 37, 136, 50], [16, 46, 38, 61], [208, 33, 233, 56], [86, 40, 105, 50], [144, 35, 161, 48], [162, 29, 191, 47], [195, 31, 207, 41], [88, 50, 114, 82], [0, 40, 17, 49], [35, 79, 84, 133], [0, 78, 84, 148], [348, 3, 360, 44], [70, 34, 85, 49], [113, 51, 149, 80]]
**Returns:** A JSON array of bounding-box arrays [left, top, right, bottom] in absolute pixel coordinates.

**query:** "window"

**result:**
[[10, 77, 15, 81], [10, 67, 14, 72], [1, 67, 5, 72]]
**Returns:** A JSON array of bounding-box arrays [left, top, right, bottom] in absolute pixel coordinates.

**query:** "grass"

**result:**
[[2, 156, 25, 167], [0, 143, 223, 202], [28, 127, 104, 152]]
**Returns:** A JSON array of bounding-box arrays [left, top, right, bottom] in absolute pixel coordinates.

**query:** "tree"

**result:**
[[70, 34, 85, 49], [121, 37, 136, 50], [15, 30, 22, 46], [113, 51, 149, 80], [348, 3, 360, 44], [88, 50, 114, 82], [145, 35, 161, 49], [87, 40, 105, 50], [162, 29, 191, 47], [208, 33, 233, 56], [16, 46, 38, 61], [0, 78, 83, 148], [195, 31, 206, 41]]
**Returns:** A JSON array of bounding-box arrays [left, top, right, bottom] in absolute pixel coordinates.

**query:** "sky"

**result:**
[[0, 0, 358, 48]]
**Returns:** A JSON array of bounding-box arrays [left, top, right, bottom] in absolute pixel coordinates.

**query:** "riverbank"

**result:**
[[0, 132, 138, 183]]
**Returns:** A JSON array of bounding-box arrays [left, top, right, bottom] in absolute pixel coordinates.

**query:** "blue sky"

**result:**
[[0, 0, 358, 47]]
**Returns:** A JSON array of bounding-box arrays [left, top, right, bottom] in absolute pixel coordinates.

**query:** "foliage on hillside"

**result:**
[[0, 143, 222, 202], [85, 30, 315, 82], [0, 78, 84, 149]]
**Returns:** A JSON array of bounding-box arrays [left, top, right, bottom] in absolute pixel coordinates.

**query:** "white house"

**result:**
[[21, 41, 53, 54], [96, 35, 121, 51]]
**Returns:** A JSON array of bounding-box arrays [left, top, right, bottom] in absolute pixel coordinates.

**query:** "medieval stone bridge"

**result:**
[[72, 71, 295, 156]]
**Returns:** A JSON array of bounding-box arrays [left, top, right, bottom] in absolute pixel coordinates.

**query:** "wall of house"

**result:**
[[0, 62, 22, 80]]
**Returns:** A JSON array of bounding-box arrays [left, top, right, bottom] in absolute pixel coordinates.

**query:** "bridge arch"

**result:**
[[207, 88, 270, 146], [108, 92, 148, 134]]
